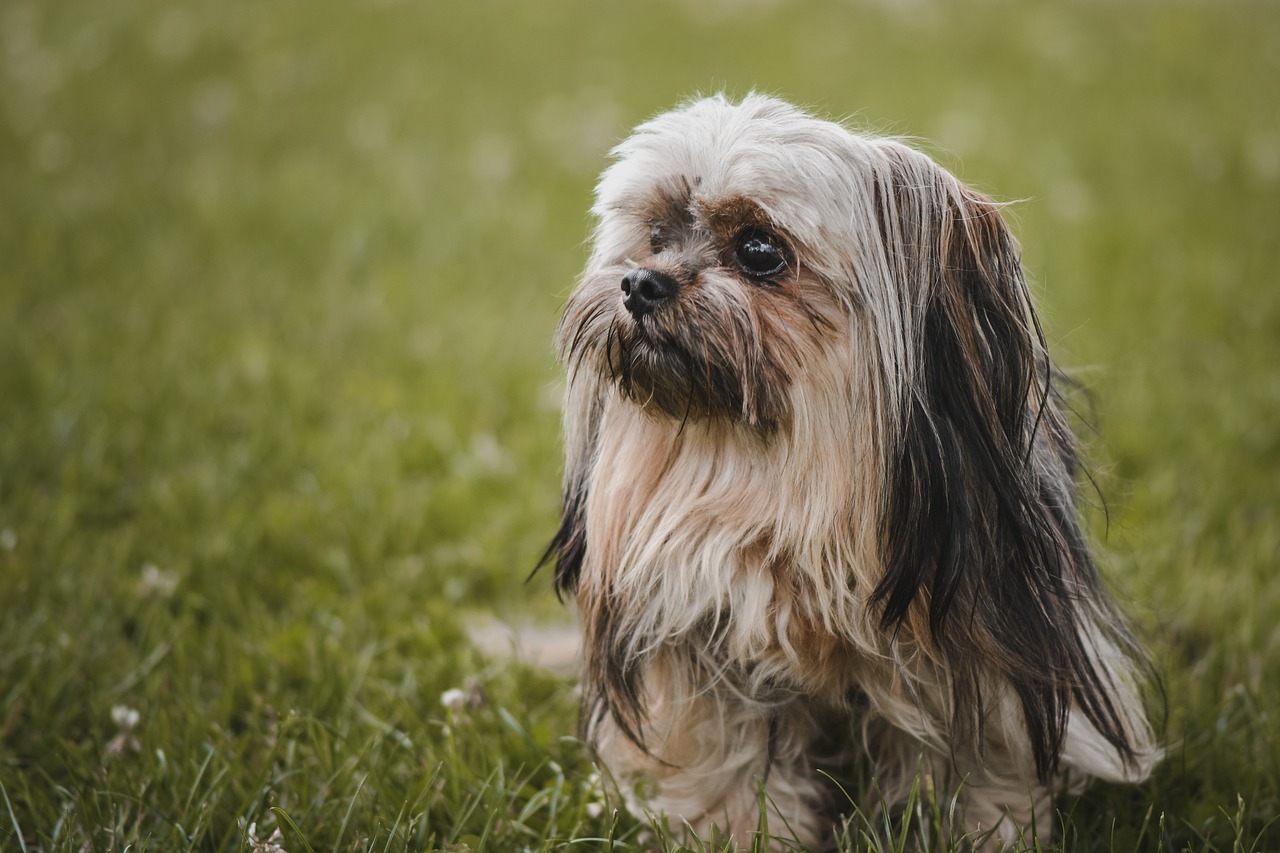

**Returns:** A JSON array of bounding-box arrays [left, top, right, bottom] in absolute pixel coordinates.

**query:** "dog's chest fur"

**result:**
[[582, 393, 878, 700]]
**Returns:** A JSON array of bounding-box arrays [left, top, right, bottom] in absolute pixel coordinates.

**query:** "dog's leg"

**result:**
[[859, 692, 1052, 849], [592, 663, 830, 851], [948, 766, 1053, 849]]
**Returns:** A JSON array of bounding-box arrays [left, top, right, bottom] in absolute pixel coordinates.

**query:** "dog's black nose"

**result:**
[[621, 268, 680, 318]]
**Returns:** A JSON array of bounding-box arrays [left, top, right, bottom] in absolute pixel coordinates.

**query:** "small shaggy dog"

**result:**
[[544, 94, 1158, 849]]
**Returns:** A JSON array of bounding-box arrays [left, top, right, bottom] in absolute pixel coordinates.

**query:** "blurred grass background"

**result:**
[[1, 0, 1277, 849]]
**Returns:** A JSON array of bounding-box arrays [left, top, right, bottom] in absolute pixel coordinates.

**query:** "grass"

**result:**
[[1, 0, 1277, 849]]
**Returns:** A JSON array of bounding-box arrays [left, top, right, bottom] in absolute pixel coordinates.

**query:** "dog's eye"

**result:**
[[732, 228, 788, 279]]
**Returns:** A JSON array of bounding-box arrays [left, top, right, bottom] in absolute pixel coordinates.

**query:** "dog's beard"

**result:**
[[607, 311, 770, 427], [609, 315, 722, 423], [565, 270, 798, 431]]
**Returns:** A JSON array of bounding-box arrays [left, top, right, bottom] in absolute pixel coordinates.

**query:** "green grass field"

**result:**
[[2, 0, 1278, 849]]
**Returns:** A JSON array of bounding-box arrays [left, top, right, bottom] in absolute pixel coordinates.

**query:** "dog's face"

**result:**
[[565, 187, 817, 430], [558, 96, 901, 433]]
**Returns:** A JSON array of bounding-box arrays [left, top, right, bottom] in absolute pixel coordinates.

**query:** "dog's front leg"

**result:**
[[590, 658, 831, 851]]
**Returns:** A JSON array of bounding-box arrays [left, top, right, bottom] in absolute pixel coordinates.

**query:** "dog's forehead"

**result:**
[[595, 95, 883, 239]]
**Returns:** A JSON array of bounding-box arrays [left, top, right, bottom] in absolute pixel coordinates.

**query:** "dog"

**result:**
[[543, 94, 1159, 850]]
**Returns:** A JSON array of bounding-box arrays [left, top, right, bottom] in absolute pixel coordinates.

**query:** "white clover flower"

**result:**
[[440, 688, 466, 711], [105, 705, 141, 757], [246, 821, 288, 853], [138, 563, 178, 598], [111, 705, 140, 730]]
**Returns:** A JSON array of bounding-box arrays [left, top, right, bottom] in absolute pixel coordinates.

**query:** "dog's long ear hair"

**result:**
[[870, 152, 1147, 782], [541, 367, 650, 745], [541, 371, 600, 601]]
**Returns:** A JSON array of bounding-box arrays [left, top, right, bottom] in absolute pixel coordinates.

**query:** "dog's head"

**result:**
[[558, 93, 1035, 440], [560, 96, 853, 431]]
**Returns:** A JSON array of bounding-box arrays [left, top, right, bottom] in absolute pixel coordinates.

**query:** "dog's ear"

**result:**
[[538, 369, 602, 598], [871, 161, 1143, 781]]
